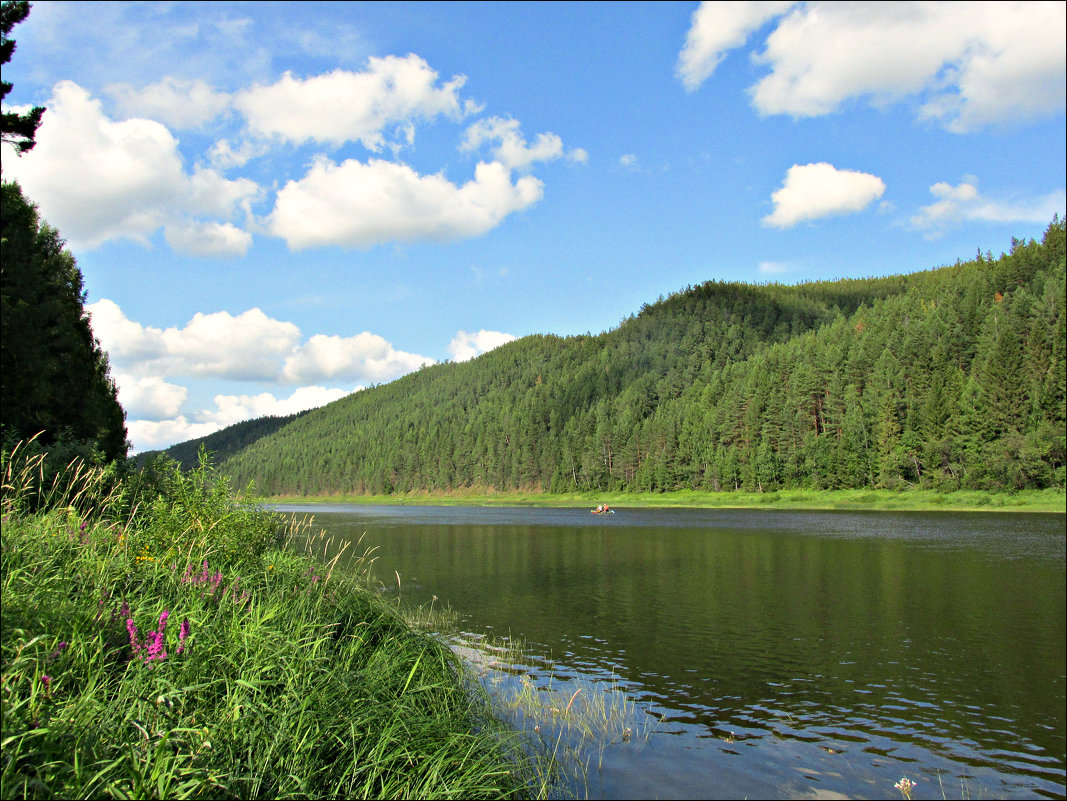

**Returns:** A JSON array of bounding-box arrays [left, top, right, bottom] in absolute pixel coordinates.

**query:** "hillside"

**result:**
[[174, 221, 1065, 496], [139, 411, 310, 471]]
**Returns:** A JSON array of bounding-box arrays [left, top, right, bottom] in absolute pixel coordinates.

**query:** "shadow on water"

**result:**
[[272, 504, 1067, 800]]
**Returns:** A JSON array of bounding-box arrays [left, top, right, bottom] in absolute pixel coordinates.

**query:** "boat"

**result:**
[[591, 508, 615, 514]]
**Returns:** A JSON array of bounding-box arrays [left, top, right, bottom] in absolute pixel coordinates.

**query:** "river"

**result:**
[[268, 504, 1066, 800]]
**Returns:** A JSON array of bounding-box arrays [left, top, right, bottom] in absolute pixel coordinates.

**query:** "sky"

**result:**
[[2, 1, 1064, 453]]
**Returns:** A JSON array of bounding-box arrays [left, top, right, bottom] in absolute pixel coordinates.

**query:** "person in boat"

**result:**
[[596, 504, 604, 513]]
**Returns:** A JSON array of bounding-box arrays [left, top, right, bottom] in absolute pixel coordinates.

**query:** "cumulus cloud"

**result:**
[[676, 1, 796, 91], [112, 374, 188, 421], [234, 54, 478, 149], [679, 1, 1066, 131], [460, 116, 585, 171], [910, 179, 1067, 233], [164, 220, 253, 257], [763, 162, 885, 228], [447, 330, 518, 362], [267, 157, 543, 250], [125, 385, 359, 452], [127, 417, 222, 453], [89, 300, 439, 452], [89, 299, 435, 387], [207, 138, 268, 169], [87, 300, 301, 380], [199, 386, 355, 427], [1, 81, 259, 250], [105, 77, 231, 129], [282, 333, 434, 384]]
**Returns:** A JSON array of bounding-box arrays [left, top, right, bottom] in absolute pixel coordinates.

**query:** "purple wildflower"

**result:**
[[141, 610, 170, 665], [40, 675, 52, 695], [126, 618, 141, 655], [177, 618, 190, 655], [47, 641, 68, 661]]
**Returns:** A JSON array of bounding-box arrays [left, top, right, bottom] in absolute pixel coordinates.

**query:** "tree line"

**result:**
[[1, 1, 128, 465], [215, 220, 1064, 496]]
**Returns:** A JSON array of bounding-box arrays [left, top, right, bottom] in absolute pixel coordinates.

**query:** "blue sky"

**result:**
[[2, 1, 1064, 452]]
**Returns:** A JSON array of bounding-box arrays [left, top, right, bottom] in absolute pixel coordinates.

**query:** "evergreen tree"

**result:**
[[1, 182, 128, 461], [1, 1, 45, 156]]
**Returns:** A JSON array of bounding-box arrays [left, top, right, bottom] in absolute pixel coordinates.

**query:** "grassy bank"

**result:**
[[1, 448, 544, 799], [266, 486, 1066, 513]]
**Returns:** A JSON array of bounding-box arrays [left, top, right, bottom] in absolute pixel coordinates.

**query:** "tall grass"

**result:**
[[1, 446, 542, 799]]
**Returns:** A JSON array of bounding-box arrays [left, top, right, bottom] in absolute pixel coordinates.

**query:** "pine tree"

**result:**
[[1, 182, 128, 460]]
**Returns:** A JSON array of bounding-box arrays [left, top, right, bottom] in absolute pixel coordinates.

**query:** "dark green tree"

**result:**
[[1, 181, 128, 461], [1, 1, 45, 156]]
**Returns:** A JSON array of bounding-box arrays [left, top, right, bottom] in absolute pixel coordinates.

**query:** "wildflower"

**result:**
[[40, 675, 52, 696], [144, 610, 170, 663], [894, 776, 915, 800], [126, 618, 141, 655], [177, 618, 190, 655], [47, 641, 68, 661]]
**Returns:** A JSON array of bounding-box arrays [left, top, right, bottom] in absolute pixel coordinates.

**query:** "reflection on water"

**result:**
[[271, 504, 1066, 800]]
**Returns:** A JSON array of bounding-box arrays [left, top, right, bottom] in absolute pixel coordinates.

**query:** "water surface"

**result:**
[[271, 504, 1066, 800]]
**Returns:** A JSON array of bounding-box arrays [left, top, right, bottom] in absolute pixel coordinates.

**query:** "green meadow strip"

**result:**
[[267, 486, 1066, 513]]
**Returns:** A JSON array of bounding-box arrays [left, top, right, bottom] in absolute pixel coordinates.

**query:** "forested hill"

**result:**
[[214, 220, 1064, 495], [140, 411, 309, 471]]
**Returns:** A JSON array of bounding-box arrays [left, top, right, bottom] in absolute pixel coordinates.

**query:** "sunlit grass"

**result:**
[[1, 445, 543, 799], [267, 486, 1065, 513]]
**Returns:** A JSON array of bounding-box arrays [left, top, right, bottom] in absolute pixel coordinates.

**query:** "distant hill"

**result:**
[[137, 410, 313, 471], [164, 220, 1065, 496]]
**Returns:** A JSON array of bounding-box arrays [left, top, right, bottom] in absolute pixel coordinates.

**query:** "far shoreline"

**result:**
[[261, 487, 1066, 514]]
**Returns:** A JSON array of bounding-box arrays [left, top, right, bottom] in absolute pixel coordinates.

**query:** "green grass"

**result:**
[[267, 486, 1066, 513], [1, 447, 546, 799]]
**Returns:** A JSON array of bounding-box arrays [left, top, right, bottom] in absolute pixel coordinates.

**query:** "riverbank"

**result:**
[[0, 449, 543, 799], [265, 486, 1066, 513]]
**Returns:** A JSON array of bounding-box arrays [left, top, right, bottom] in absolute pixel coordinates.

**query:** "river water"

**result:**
[[269, 504, 1066, 800]]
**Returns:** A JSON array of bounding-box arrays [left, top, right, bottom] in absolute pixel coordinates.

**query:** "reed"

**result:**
[[449, 634, 659, 798]]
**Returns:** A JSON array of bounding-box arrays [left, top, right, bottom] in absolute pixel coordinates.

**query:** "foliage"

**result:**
[[134, 412, 311, 472], [1, 447, 541, 799], [0, 0, 45, 156], [1, 181, 129, 463], [216, 220, 1066, 497]]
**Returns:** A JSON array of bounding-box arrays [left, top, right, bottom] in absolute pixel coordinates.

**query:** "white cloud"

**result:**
[[267, 156, 543, 250], [910, 179, 1067, 233], [619, 154, 639, 169], [677, 1, 796, 91], [160, 309, 302, 380], [282, 332, 434, 384], [87, 300, 301, 381], [105, 77, 231, 129], [763, 162, 885, 228], [234, 55, 478, 149], [112, 374, 188, 421], [88, 299, 437, 387], [1, 82, 260, 250], [199, 386, 355, 427], [127, 417, 221, 453], [460, 116, 585, 171], [447, 330, 517, 362], [680, 1, 1066, 131], [164, 220, 253, 258], [207, 138, 268, 169], [757, 260, 791, 275]]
